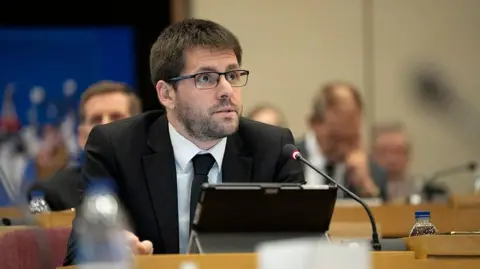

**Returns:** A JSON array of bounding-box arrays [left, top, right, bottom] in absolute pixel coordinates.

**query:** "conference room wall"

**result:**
[[190, 0, 480, 194], [371, 0, 480, 194]]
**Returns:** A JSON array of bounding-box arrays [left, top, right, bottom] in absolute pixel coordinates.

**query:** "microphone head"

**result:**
[[282, 144, 302, 160], [468, 161, 477, 171]]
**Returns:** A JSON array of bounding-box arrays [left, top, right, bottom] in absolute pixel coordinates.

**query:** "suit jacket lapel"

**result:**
[[142, 115, 179, 253], [222, 133, 252, 183]]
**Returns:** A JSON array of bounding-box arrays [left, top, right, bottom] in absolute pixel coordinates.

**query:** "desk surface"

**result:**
[[1, 202, 479, 236], [57, 252, 480, 269], [331, 203, 480, 237]]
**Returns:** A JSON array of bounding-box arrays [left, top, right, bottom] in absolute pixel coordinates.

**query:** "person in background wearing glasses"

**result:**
[[63, 18, 305, 266]]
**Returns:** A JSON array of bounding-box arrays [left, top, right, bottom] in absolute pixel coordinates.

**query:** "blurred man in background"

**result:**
[[247, 104, 287, 127], [372, 122, 412, 203], [296, 81, 388, 200], [27, 81, 142, 210]]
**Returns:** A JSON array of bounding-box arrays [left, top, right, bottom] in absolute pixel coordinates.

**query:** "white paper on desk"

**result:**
[[257, 238, 371, 269]]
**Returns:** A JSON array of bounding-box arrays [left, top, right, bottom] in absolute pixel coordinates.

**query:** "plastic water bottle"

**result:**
[[76, 179, 132, 269], [29, 191, 51, 214], [409, 211, 437, 237]]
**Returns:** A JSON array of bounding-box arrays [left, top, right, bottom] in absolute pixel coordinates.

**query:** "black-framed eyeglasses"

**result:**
[[168, 70, 250, 89]]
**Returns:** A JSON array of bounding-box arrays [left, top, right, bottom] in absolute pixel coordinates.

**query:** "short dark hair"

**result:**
[[79, 80, 142, 122], [149, 18, 243, 86], [311, 81, 363, 121]]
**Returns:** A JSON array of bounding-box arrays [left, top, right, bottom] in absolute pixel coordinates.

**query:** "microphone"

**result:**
[[428, 161, 476, 181], [283, 144, 382, 251], [422, 161, 477, 201]]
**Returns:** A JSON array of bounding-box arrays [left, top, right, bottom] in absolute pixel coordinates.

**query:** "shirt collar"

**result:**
[[305, 130, 326, 167], [168, 122, 227, 170], [305, 131, 345, 169]]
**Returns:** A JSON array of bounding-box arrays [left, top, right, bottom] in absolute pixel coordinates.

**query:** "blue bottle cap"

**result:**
[[30, 190, 45, 198], [415, 211, 430, 218]]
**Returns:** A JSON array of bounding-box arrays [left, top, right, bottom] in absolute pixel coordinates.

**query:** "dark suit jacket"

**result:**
[[27, 167, 83, 211], [295, 139, 388, 201], [64, 111, 305, 265]]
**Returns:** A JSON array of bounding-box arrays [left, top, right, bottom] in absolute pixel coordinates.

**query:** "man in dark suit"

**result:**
[[27, 81, 142, 211], [64, 19, 304, 265], [296, 81, 388, 201]]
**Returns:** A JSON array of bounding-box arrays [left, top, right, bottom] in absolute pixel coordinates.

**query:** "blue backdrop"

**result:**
[[0, 27, 135, 206], [0, 27, 135, 125]]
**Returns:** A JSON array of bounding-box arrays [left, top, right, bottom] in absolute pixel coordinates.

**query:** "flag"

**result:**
[[0, 84, 21, 134]]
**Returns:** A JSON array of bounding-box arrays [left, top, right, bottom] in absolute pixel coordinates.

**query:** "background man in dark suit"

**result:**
[[296, 81, 388, 201], [64, 19, 304, 265], [27, 81, 142, 211]]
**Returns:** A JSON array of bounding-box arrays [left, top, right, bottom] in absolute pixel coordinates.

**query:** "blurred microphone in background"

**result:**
[[420, 161, 477, 202], [412, 63, 480, 149]]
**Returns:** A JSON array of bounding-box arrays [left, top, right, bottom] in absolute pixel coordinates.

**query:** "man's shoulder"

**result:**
[[238, 117, 289, 139], [368, 158, 388, 183]]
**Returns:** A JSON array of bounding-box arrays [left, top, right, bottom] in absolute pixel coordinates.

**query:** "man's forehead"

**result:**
[[377, 132, 407, 144], [84, 92, 130, 112], [325, 109, 360, 125], [85, 91, 129, 104], [185, 47, 239, 69]]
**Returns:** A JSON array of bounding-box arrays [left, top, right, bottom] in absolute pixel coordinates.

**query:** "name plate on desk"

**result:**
[[257, 238, 370, 269]]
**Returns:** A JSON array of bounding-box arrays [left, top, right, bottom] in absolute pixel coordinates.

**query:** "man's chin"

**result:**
[[218, 120, 239, 136]]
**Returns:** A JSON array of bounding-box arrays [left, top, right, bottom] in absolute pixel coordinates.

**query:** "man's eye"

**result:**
[[226, 72, 240, 81], [196, 73, 215, 83]]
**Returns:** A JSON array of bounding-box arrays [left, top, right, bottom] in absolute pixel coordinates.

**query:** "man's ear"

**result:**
[[77, 125, 87, 149], [156, 80, 176, 110], [308, 114, 317, 127]]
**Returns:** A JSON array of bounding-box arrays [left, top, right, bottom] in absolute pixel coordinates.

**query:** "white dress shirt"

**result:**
[[168, 123, 227, 254], [303, 131, 346, 196]]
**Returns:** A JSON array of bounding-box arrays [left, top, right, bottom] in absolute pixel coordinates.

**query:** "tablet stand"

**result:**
[[187, 231, 331, 253]]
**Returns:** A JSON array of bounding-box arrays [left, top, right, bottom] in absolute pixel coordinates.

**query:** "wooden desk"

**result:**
[[0, 207, 21, 218], [331, 204, 480, 237], [58, 236, 480, 269], [58, 251, 480, 269], [449, 195, 480, 209], [36, 209, 75, 228], [0, 207, 75, 228], [2, 201, 480, 237]]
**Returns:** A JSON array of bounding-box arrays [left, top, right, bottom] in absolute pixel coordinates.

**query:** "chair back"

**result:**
[[0, 227, 71, 269]]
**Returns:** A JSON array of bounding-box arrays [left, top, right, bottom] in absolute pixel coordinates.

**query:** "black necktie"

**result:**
[[190, 153, 215, 229], [324, 161, 335, 178], [325, 161, 342, 197]]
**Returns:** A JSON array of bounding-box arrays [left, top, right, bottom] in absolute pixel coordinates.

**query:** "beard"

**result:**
[[175, 98, 241, 142]]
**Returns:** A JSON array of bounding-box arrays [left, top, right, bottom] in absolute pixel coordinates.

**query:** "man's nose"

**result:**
[[216, 76, 234, 99]]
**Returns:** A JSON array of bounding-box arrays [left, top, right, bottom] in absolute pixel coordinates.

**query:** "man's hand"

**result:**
[[125, 231, 153, 255], [345, 150, 380, 197]]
